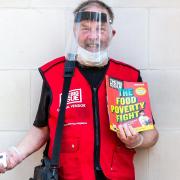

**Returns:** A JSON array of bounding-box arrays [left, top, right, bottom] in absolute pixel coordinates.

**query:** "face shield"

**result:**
[[65, 11, 113, 67]]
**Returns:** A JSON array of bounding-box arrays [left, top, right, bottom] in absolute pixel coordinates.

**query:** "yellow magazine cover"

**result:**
[[106, 75, 154, 133]]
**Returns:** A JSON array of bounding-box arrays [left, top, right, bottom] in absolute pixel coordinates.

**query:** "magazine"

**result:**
[[106, 75, 154, 133]]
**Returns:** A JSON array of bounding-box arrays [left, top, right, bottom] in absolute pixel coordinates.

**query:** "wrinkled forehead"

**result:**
[[78, 20, 108, 29]]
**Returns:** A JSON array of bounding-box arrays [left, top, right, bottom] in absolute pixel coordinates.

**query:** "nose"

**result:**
[[87, 29, 99, 40]]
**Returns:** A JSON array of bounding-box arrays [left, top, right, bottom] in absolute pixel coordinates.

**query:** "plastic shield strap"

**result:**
[[65, 11, 113, 66]]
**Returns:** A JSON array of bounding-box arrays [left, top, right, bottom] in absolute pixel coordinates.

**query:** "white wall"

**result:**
[[0, 0, 180, 179]]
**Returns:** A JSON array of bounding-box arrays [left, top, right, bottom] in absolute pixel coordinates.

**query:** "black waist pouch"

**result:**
[[29, 157, 58, 180]]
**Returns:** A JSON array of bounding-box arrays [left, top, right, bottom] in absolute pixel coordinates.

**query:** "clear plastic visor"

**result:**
[[65, 11, 112, 61], [74, 11, 112, 52]]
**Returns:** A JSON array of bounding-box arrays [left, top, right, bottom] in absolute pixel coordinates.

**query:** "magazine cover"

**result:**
[[106, 75, 154, 133]]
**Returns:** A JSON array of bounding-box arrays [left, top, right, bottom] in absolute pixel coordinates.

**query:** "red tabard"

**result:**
[[39, 56, 140, 180]]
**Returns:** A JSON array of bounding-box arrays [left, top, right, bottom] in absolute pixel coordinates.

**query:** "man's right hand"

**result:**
[[0, 147, 23, 173], [0, 126, 49, 174]]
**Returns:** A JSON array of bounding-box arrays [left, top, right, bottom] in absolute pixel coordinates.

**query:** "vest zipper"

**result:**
[[92, 87, 102, 174]]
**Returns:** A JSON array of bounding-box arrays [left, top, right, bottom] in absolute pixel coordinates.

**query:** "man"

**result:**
[[0, 1, 159, 179]]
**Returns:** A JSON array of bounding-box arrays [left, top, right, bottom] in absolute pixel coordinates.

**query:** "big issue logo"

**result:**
[[57, 88, 85, 111], [60, 88, 82, 104]]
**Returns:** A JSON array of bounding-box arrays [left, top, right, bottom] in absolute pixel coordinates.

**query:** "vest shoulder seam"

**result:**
[[40, 56, 65, 73], [109, 58, 140, 73]]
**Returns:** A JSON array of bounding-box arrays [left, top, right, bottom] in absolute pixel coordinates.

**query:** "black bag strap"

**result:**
[[50, 58, 75, 167]]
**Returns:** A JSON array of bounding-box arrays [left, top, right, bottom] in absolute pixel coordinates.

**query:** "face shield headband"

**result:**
[[75, 11, 108, 23]]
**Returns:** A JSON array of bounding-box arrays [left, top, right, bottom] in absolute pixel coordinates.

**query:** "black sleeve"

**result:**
[[33, 80, 52, 127], [137, 72, 143, 82], [137, 71, 155, 124]]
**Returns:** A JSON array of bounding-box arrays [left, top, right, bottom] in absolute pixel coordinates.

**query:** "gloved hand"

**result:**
[[0, 146, 24, 173]]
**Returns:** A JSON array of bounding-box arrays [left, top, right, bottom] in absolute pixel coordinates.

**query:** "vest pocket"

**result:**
[[60, 137, 79, 153], [59, 137, 82, 180], [110, 146, 135, 180]]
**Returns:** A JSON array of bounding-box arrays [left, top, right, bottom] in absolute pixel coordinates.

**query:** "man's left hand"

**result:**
[[116, 124, 143, 148]]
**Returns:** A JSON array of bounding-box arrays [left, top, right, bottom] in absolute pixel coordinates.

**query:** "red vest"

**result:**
[[40, 56, 140, 180]]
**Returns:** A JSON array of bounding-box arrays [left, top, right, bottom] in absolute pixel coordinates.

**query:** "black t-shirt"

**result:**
[[33, 62, 143, 127]]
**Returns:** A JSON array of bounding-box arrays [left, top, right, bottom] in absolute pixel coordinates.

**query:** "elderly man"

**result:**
[[0, 1, 158, 180]]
